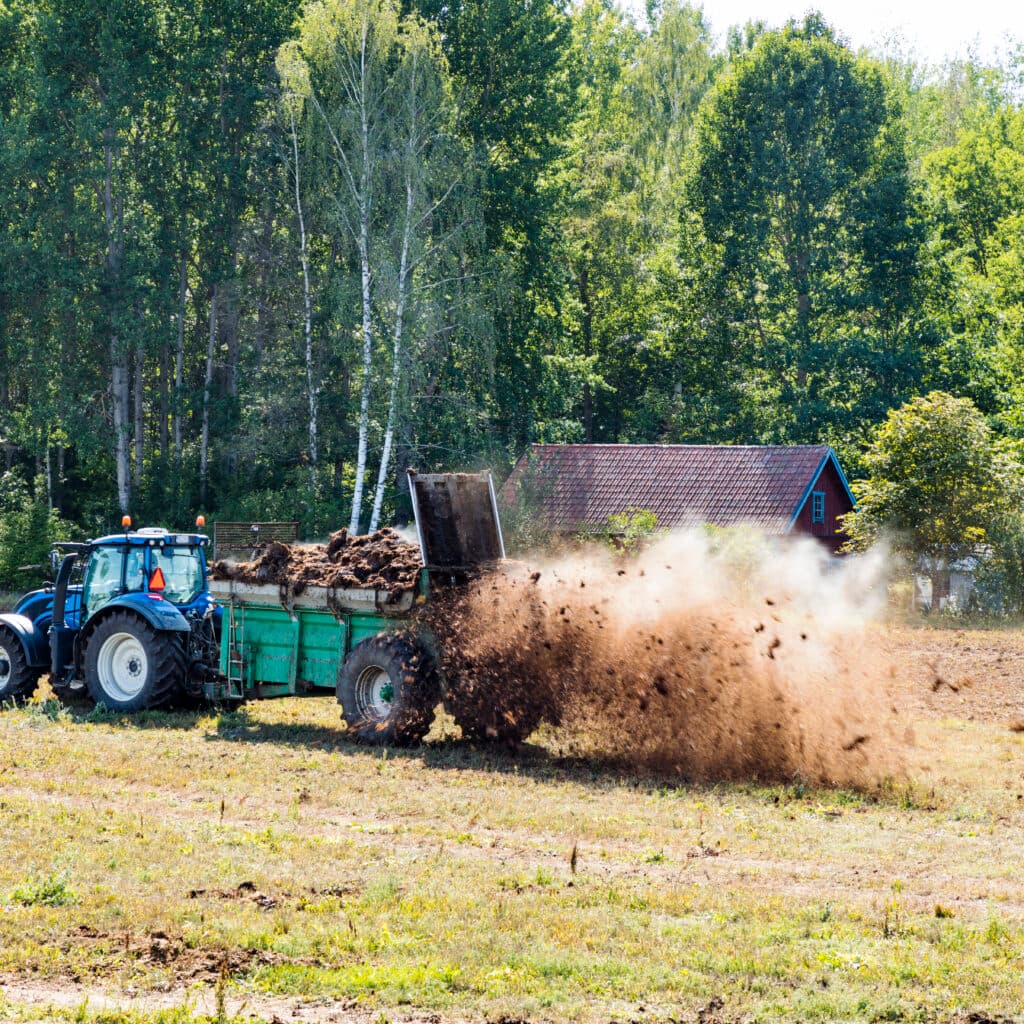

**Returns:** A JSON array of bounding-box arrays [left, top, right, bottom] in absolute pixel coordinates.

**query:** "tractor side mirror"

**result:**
[[49, 549, 62, 576]]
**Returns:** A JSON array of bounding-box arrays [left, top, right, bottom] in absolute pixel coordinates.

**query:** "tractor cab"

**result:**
[[70, 528, 211, 626], [0, 520, 217, 711]]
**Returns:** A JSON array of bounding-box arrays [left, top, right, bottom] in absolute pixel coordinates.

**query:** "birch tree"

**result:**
[[367, 21, 456, 532], [282, 0, 395, 533], [277, 51, 320, 497], [283, 0, 465, 533]]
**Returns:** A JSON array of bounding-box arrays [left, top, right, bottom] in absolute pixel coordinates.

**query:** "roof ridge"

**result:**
[[531, 443, 831, 450]]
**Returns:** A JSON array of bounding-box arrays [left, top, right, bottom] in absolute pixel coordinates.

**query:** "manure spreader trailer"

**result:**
[[0, 472, 505, 746]]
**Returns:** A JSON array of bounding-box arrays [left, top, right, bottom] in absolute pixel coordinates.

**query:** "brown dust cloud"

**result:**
[[431, 530, 908, 788]]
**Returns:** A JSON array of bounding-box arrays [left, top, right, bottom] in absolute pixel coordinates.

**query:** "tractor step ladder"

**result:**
[[223, 605, 247, 700]]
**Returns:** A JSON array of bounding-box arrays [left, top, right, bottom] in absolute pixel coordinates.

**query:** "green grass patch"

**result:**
[[10, 870, 78, 907], [0, 661, 1021, 1022]]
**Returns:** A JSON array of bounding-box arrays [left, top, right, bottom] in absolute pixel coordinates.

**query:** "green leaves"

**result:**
[[843, 391, 1023, 566], [3, 0, 1024, 539], [684, 17, 925, 447]]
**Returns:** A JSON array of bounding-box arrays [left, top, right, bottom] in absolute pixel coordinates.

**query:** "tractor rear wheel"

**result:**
[[337, 634, 440, 745], [0, 629, 41, 705], [84, 612, 186, 712]]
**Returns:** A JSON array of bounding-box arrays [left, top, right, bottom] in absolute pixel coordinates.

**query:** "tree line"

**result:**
[[1, 0, 1023, 575]]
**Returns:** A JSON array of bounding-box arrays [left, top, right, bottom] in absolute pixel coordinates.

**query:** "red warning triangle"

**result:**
[[149, 567, 166, 592]]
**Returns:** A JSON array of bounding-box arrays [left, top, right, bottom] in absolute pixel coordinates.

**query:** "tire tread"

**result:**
[[338, 633, 439, 746], [0, 627, 41, 705], [85, 611, 186, 711]]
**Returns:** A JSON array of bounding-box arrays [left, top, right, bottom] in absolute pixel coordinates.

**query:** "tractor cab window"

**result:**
[[152, 546, 205, 605], [123, 548, 147, 592], [82, 547, 126, 614]]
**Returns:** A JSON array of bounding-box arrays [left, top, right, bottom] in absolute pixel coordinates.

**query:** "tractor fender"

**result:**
[[0, 613, 50, 669], [12, 588, 55, 625], [79, 594, 191, 652]]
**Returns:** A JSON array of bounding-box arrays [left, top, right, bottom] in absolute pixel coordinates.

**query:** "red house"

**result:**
[[501, 444, 856, 553]]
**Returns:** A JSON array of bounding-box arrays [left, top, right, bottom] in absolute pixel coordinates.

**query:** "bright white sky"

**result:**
[[623, 0, 1022, 65]]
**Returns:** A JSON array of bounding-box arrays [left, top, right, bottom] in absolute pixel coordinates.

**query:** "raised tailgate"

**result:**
[[408, 471, 506, 571]]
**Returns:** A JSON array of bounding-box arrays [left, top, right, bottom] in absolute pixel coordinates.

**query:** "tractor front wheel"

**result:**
[[0, 629, 41, 706], [85, 612, 186, 712], [338, 634, 440, 746]]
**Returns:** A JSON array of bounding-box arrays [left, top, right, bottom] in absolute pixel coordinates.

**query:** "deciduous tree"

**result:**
[[686, 16, 925, 447], [843, 392, 1023, 595]]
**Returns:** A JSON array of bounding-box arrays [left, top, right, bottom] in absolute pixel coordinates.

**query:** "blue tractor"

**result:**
[[0, 520, 219, 711]]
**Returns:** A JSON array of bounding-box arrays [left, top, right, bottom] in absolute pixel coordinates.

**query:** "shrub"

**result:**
[[603, 507, 665, 552], [969, 518, 1024, 615], [0, 472, 74, 591]]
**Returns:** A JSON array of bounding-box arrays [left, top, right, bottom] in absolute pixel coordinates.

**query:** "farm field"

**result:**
[[0, 624, 1021, 1024]]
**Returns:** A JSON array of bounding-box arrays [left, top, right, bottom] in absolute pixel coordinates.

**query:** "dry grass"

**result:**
[[0, 627, 1021, 1023]]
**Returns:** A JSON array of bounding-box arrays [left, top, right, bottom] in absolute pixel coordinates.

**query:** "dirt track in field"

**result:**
[[883, 625, 1024, 728], [0, 975, 453, 1024]]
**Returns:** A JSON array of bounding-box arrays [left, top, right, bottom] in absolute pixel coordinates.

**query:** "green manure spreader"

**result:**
[[209, 471, 506, 744], [0, 472, 505, 745]]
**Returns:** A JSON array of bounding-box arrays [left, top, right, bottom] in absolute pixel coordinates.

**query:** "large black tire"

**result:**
[[0, 628, 41, 706], [84, 612, 186, 712], [337, 634, 440, 746]]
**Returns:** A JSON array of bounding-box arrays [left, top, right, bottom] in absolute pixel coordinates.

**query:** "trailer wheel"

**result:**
[[0, 629, 41, 705], [85, 612, 186, 712], [338, 634, 440, 746]]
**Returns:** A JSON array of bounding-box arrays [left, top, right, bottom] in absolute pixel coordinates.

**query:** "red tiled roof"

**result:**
[[500, 444, 837, 534]]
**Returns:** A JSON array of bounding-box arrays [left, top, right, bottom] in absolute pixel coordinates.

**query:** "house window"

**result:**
[[811, 491, 825, 523]]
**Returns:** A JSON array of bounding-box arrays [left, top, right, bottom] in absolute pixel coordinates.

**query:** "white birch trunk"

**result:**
[[290, 109, 318, 493], [103, 123, 131, 514], [111, 351, 130, 513], [348, 19, 374, 535], [199, 286, 218, 505], [173, 239, 187, 469], [369, 174, 415, 533]]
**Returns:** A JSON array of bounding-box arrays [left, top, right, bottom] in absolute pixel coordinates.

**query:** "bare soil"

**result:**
[[0, 975, 448, 1024], [882, 624, 1024, 728], [431, 538, 905, 786]]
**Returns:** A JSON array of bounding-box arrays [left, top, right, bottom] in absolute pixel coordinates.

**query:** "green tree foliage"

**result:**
[[925, 110, 1024, 275], [842, 392, 1023, 574], [549, 0, 718, 444], [880, 50, 1013, 163], [417, 0, 571, 256], [2, 0, 1024, 554], [415, 0, 575, 449], [685, 16, 926, 450], [919, 108, 1024, 428], [0, 472, 70, 589], [0, 0, 295, 529]]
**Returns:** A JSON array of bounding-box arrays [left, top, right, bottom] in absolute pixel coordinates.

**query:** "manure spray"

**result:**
[[431, 529, 906, 787]]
